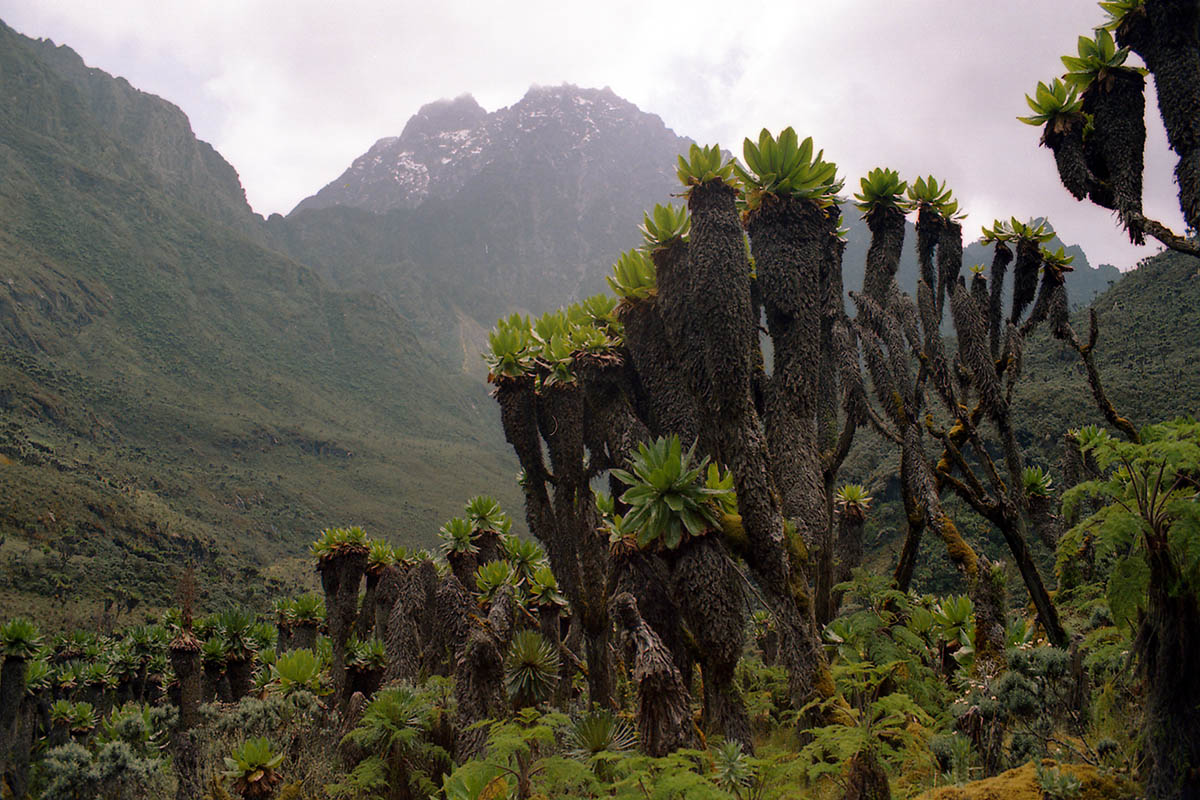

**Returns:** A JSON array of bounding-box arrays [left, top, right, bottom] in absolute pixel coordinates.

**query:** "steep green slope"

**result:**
[[0, 22, 519, 622], [1014, 247, 1200, 447]]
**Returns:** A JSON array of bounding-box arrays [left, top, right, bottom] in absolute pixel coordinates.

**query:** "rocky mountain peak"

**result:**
[[398, 93, 487, 142], [290, 83, 682, 216]]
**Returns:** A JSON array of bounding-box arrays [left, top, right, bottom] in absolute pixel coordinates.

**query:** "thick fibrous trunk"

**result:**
[[1083, 70, 1147, 242], [427, 575, 472, 677], [971, 558, 1007, 680], [1044, 117, 1093, 201], [495, 375, 613, 710], [1028, 495, 1060, 548], [618, 301, 700, 443], [611, 592, 696, 757], [291, 622, 317, 652], [320, 548, 368, 713], [678, 181, 834, 716], [373, 564, 404, 642], [5, 698, 36, 800], [446, 551, 478, 592], [915, 206, 942, 297], [987, 242, 1013, 359], [831, 512, 865, 615], [843, 749, 892, 800], [168, 635, 202, 800], [671, 535, 751, 748], [454, 588, 515, 762], [385, 563, 435, 684], [227, 657, 253, 701], [1009, 237, 1042, 325], [653, 237, 728, 464], [863, 206, 906, 305], [0, 656, 27, 779], [538, 384, 614, 709], [356, 571, 381, 640], [1121, 0, 1200, 233], [1140, 566, 1200, 800], [202, 661, 226, 703], [685, 181, 755, 419], [614, 552, 693, 690], [750, 198, 829, 551], [936, 221, 963, 316]]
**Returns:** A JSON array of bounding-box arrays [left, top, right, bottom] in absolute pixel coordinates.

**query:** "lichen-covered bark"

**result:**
[[611, 592, 696, 757], [971, 558, 1007, 680]]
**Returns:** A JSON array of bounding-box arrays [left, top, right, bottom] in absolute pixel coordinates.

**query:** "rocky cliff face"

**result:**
[[280, 85, 696, 355], [19, 29, 255, 232], [294, 85, 685, 216]]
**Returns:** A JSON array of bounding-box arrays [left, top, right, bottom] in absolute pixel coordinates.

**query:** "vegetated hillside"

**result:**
[[0, 19, 1142, 623], [0, 21, 520, 622], [848, 245, 1200, 595], [1015, 246, 1200, 447]]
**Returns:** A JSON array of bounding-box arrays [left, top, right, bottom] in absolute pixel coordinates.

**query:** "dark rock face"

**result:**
[[293, 85, 685, 217], [282, 85, 695, 326]]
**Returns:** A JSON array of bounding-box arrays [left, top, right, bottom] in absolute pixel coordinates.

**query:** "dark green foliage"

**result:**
[[334, 684, 451, 800], [504, 630, 561, 708], [612, 435, 728, 550]]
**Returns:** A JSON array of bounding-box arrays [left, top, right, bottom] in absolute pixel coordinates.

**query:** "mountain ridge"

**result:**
[[0, 17, 1171, 622]]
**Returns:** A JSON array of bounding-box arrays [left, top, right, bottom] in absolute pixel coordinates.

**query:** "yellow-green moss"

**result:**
[[935, 513, 978, 578], [718, 512, 749, 557], [920, 760, 1139, 800]]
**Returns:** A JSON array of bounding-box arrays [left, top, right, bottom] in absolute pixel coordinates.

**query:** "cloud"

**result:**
[[0, 0, 1186, 267]]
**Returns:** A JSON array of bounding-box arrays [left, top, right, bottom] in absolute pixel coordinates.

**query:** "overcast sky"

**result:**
[[1, 0, 1187, 269]]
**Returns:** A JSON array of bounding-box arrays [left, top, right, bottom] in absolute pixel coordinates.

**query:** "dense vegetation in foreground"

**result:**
[[3, 1, 1200, 799]]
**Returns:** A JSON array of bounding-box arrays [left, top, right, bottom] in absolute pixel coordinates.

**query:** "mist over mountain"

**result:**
[[0, 17, 1155, 617]]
